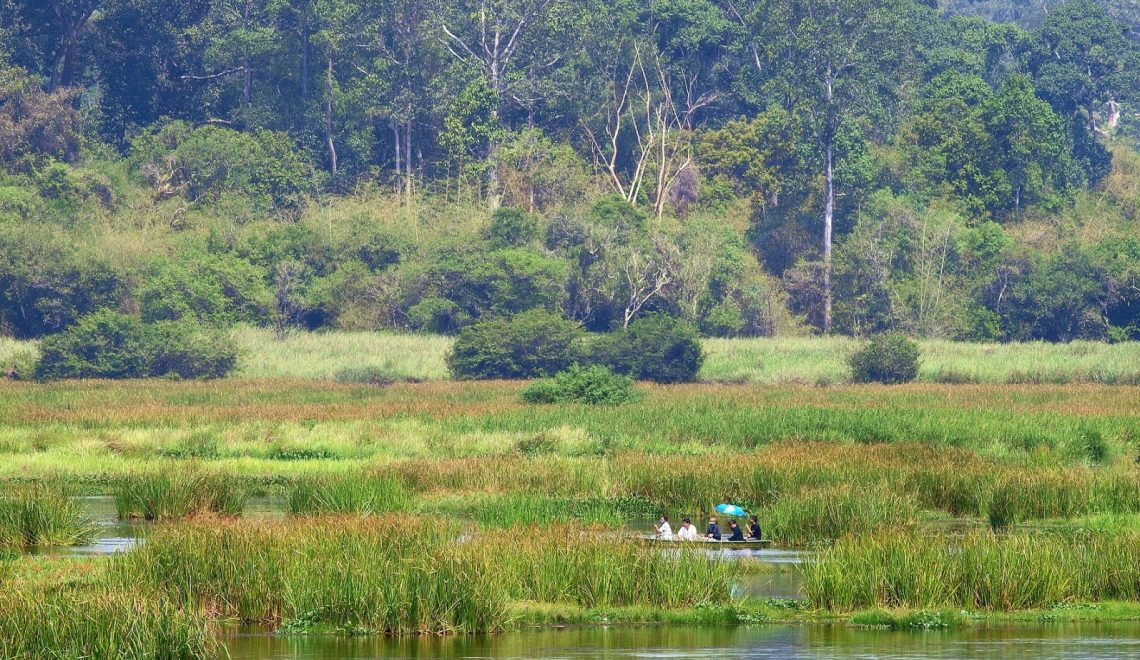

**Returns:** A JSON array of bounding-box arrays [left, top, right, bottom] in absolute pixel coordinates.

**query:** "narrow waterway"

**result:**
[[222, 622, 1140, 659]]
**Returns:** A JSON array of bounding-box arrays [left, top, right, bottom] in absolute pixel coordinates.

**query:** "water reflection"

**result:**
[[223, 623, 1140, 659]]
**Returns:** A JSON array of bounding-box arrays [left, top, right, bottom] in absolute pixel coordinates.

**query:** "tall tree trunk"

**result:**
[[405, 119, 413, 203], [393, 122, 402, 198], [823, 139, 834, 334], [325, 59, 337, 177], [60, 38, 80, 88], [300, 11, 310, 100]]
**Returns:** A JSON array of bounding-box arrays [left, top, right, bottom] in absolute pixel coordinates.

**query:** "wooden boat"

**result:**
[[635, 534, 773, 549]]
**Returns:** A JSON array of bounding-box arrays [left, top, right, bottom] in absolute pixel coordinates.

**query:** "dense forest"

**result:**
[[1, 0, 1139, 345]]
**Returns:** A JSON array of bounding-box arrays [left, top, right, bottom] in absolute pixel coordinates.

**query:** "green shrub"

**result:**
[[848, 333, 921, 384], [447, 309, 583, 379], [596, 313, 704, 383], [131, 121, 316, 210], [147, 321, 239, 379], [34, 309, 151, 379], [521, 364, 642, 405], [488, 207, 540, 247], [407, 296, 468, 334], [34, 310, 238, 380]]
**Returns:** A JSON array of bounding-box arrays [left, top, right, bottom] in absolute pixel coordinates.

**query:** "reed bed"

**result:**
[[287, 475, 409, 514], [380, 455, 611, 496], [761, 485, 919, 546], [0, 587, 217, 659], [111, 517, 736, 634], [423, 493, 653, 528], [0, 486, 95, 550], [115, 471, 249, 520], [467, 528, 736, 609], [3, 382, 1135, 477], [802, 529, 1140, 611]]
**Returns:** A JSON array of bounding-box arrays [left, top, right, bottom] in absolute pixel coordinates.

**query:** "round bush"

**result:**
[[488, 207, 540, 247], [446, 309, 583, 380], [35, 310, 152, 379], [147, 321, 239, 379], [848, 333, 921, 384], [521, 364, 642, 405], [597, 313, 704, 383], [34, 310, 238, 380]]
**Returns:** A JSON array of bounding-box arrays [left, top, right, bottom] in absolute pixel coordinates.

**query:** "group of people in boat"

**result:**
[[654, 514, 762, 542]]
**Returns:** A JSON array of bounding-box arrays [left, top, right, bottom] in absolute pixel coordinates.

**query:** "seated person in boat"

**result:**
[[655, 515, 673, 540], [706, 517, 721, 540], [747, 515, 762, 541], [727, 520, 745, 541], [677, 518, 698, 541]]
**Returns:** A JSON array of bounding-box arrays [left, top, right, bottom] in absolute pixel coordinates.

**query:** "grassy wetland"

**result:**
[[0, 375, 1138, 656]]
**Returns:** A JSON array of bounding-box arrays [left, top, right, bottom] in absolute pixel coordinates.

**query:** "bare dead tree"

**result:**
[[582, 43, 717, 221]]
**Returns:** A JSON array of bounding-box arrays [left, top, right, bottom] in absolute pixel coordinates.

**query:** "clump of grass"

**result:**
[[115, 470, 249, 520], [803, 529, 1140, 612], [468, 526, 737, 609], [762, 485, 919, 546], [0, 587, 217, 658], [287, 475, 408, 515], [0, 487, 96, 550], [852, 608, 966, 630]]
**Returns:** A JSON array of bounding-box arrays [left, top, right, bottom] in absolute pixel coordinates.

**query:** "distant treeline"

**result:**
[[0, 0, 1138, 343]]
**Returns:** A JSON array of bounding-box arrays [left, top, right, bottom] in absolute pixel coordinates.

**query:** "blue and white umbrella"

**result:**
[[715, 503, 747, 517]]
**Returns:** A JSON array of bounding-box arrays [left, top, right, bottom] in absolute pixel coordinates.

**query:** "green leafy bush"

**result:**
[[848, 333, 921, 384], [488, 207, 540, 247], [147, 321, 239, 379], [447, 309, 583, 379], [130, 121, 316, 211], [34, 310, 238, 380], [596, 313, 704, 383], [521, 364, 642, 405]]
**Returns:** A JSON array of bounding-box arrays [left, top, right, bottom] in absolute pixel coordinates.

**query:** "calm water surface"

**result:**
[[223, 623, 1140, 659]]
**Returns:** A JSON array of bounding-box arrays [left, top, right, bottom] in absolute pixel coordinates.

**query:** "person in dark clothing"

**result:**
[[706, 517, 721, 540], [747, 515, 762, 541], [727, 520, 745, 541]]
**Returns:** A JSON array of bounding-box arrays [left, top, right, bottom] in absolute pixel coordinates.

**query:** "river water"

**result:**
[[222, 623, 1140, 659]]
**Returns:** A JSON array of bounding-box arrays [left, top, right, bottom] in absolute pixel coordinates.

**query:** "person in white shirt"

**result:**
[[676, 518, 699, 541], [655, 515, 673, 540]]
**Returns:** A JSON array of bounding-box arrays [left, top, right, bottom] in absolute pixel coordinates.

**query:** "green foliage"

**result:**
[[34, 310, 238, 380], [138, 252, 269, 326], [447, 309, 584, 379], [596, 313, 705, 383], [488, 207, 540, 247], [130, 121, 316, 212], [848, 333, 921, 384], [426, 247, 568, 329], [521, 364, 642, 405], [0, 223, 122, 339]]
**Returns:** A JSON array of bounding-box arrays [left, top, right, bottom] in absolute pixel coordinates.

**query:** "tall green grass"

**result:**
[[231, 326, 451, 381], [422, 493, 653, 528], [0, 487, 95, 549], [287, 475, 408, 515], [111, 517, 736, 633], [762, 485, 919, 546], [0, 587, 217, 658], [803, 529, 1140, 611], [115, 471, 249, 520]]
